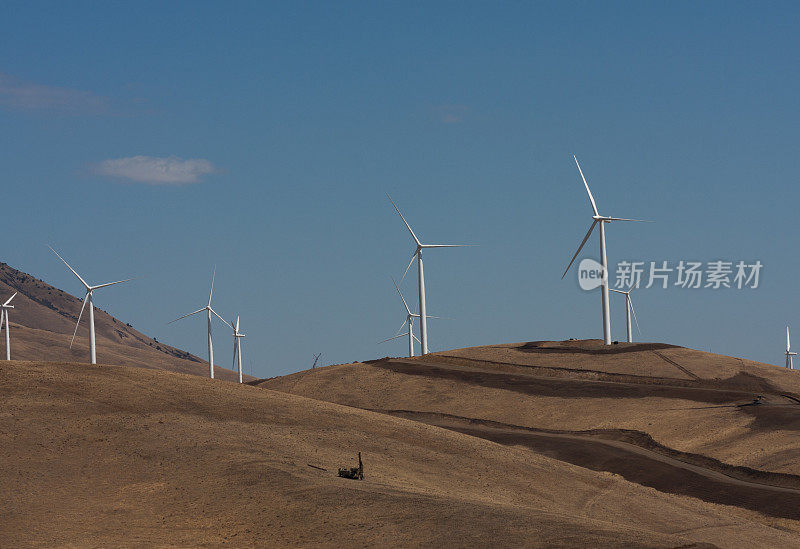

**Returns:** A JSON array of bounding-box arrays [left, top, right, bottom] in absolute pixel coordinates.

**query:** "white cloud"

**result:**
[[0, 73, 108, 114], [91, 156, 215, 185]]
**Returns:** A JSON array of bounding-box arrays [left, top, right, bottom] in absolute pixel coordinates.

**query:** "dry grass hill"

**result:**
[[0, 262, 246, 381], [257, 340, 800, 529], [4, 359, 800, 547], [4, 258, 800, 546]]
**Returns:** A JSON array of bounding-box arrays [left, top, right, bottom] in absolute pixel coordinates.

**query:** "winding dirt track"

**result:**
[[382, 410, 800, 520]]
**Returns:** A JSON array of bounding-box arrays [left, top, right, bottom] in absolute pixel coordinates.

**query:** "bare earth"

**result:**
[[4, 359, 800, 547]]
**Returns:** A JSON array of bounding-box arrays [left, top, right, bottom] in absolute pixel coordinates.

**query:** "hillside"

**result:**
[[3, 360, 800, 547], [257, 340, 800, 519], [0, 262, 246, 381]]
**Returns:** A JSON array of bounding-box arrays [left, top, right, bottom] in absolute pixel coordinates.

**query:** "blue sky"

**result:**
[[2, 1, 799, 376]]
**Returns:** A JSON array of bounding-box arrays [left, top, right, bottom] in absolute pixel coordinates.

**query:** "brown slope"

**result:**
[[434, 340, 800, 394], [0, 262, 248, 381], [256, 340, 800, 481], [2, 361, 799, 547]]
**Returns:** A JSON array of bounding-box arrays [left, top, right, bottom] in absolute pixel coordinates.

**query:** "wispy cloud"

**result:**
[[91, 156, 215, 185], [0, 73, 109, 114], [435, 104, 469, 124]]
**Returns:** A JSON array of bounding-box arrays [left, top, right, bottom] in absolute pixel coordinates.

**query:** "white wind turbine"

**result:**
[[388, 194, 468, 355], [0, 292, 17, 360], [610, 284, 640, 343], [169, 267, 228, 379], [378, 277, 434, 358], [786, 327, 797, 369], [49, 246, 133, 364], [561, 156, 649, 345], [230, 315, 245, 383]]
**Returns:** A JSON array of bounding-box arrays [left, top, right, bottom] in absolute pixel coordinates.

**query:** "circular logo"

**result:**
[[578, 258, 606, 291]]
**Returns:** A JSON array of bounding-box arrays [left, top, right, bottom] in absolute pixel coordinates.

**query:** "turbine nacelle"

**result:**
[[562, 158, 652, 280], [0, 292, 15, 361], [610, 284, 641, 340], [387, 193, 469, 355], [169, 267, 228, 379], [388, 195, 471, 286], [561, 157, 653, 345], [231, 317, 246, 338], [48, 246, 133, 359], [1, 292, 17, 309], [230, 314, 245, 383]]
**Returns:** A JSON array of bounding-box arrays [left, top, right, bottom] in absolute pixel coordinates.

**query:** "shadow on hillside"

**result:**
[[517, 340, 678, 355]]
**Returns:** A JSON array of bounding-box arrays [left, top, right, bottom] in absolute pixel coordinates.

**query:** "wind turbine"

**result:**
[[387, 194, 468, 354], [312, 353, 322, 369], [787, 327, 797, 369], [561, 156, 649, 345], [0, 292, 17, 360], [48, 246, 133, 364], [169, 267, 228, 379], [610, 284, 640, 343], [380, 277, 422, 357], [230, 315, 245, 383]]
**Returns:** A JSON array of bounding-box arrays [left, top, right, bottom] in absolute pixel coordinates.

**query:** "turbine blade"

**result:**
[[386, 194, 421, 246], [609, 289, 624, 294], [168, 308, 205, 324], [379, 333, 409, 344], [209, 307, 230, 327], [573, 155, 599, 217], [70, 292, 90, 349], [788, 326, 792, 352], [421, 244, 472, 248], [395, 318, 408, 336], [605, 217, 653, 223], [391, 276, 412, 315], [412, 334, 421, 344], [3, 292, 17, 307], [629, 296, 641, 335], [48, 246, 90, 290], [0, 310, 4, 332], [92, 278, 134, 290], [208, 266, 216, 307], [561, 220, 598, 279], [398, 250, 417, 286]]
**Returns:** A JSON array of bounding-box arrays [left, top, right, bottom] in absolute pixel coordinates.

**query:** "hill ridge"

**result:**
[[0, 261, 246, 380]]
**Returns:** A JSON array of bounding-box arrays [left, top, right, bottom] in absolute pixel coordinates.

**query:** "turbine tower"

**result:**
[[230, 315, 245, 383], [787, 327, 797, 369], [170, 267, 228, 379], [49, 246, 133, 364], [0, 292, 17, 360], [561, 156, 649, 345], [387, 194, 468, 354], [610, 284, 640, 343]]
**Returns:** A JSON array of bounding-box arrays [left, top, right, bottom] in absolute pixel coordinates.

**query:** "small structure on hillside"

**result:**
[[337, 452, 363, 480]]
